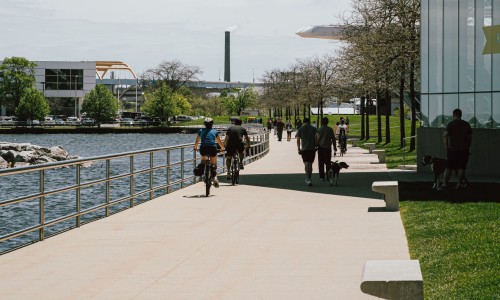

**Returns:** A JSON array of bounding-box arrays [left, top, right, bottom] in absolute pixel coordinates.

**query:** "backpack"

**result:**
[[339, 126, 346, 138]]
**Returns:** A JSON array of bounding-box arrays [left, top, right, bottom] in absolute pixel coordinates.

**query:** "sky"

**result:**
[[0, 0, 352, 82]]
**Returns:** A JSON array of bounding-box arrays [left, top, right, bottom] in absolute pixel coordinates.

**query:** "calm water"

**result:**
[[0, 133, 201, 254]]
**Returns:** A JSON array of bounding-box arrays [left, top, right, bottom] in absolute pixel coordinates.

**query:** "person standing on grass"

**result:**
[[316, 117, 337, 181], [440, 108, 472, 190], [296, 117, 317, 186]]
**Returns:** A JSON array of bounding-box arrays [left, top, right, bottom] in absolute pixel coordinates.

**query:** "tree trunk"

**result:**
[[385, 88, 391, 144], [399, 72, 406, 149], [376, 89, 382, 143], [360, 96, 365, 140], [316, 100, 321, 127], [365, 95, 370, 140], [409, 61, 417, 152], [308, 104, 311, 120]]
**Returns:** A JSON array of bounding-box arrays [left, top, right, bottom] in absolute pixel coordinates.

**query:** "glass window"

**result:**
[[459, 93, 476, 126], [429, 0, 443, 93], [475, 0, 492, 92], [420, 95, 429, 126], [429, 95, 443, 127], [459, 0, 475, 92], [493, 0, 500, 91], [421, 0, 429, 93], [475, 93, 492, 128], [493, 93, 500, 128], [443, 94, 459, 124], [444, 0, 459, 92]]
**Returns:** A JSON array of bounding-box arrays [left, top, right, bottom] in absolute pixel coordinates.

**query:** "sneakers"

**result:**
[[305, 179, 312, 186], [212, 178, 219, 188]]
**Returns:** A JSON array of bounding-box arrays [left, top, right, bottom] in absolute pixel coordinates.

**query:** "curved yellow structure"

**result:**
[[96, 61, 137, 79]]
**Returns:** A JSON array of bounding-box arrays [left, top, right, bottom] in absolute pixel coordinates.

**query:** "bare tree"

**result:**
[[143, 60, 203, 92]]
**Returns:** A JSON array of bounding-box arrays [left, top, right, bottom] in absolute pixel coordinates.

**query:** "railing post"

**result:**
[[166, 149, 171, 194], [180, 148, 185, 189], [106, 159, 110, 217], [39, 170, 45, 241], [150, 152, 154, 200], [193, 149, 197, 184], [76, 164, 81, 227], [130, 156, 134, 207]]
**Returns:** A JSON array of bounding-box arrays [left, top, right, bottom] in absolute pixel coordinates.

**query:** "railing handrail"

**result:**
[[0, 132, 270, 254]]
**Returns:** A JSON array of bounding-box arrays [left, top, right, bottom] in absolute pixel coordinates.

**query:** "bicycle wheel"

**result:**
[[231, 158, 237, 185], [205, 163, 211, 196], [235, 170, 240, 184]]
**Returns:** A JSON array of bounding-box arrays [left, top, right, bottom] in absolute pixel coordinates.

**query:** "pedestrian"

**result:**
[[285, 119, 294, 141], [266, 119, 273, 132], [296, 117, 317, 186], [296, 117, 302, 129], [276, 117, 285, 141], [273, 118, 277, 135], [336, 119, 348, 153], [439, 108, 472, 190], [316, 117, 337, 181]]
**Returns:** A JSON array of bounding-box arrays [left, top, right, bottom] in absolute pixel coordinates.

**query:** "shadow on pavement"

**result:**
[[234, 172, 393, 200]]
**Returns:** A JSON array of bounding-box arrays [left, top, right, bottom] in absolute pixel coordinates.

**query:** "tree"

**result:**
[[142, 83, 191, 125], [223, 87, 258, 116], [143, 60, 203, 92], [0, 57, 37, 112], [15, 88, 50, 127], [81, 84, 118, 129]]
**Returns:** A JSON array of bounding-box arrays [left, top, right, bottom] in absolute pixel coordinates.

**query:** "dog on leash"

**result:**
[[421, 155, 468, 190], [327, 161, 349, 186]]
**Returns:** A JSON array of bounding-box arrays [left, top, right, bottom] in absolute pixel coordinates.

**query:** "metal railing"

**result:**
[[0, 132, 269, 253], [402, 136, 417, 170]]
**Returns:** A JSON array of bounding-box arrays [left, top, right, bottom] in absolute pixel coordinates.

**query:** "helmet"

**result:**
[[204, 117, 214, 128]]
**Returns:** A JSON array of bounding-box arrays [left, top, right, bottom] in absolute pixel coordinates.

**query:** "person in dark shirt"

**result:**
[[224, 118, 250, 179], [316, 117, 337, 181], [296, 117, 317, 186], [440, 108, 472, 190], [276, 117, 285, 141]]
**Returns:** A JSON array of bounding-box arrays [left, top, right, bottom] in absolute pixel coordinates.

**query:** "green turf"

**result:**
[[400, 201, 500, 300]]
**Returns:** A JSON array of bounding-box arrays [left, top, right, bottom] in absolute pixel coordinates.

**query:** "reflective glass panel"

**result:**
[[421, 0, 429, 93], [429, 95, 443, 127], [443, 94, 459, 124], [459, 0, 475, 92], [493, 0, 500, 90], [429, 0, 443, 93], [459, 93, 476, 126], [475, 0, 492, 92], [475, 93, 492, 128], [444, 0, 459, 92], [420, 95, 429, 126], [493, 93, 500, 128]]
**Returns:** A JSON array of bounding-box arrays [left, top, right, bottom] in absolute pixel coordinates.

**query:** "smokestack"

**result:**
[[224, 31, 230, 82]]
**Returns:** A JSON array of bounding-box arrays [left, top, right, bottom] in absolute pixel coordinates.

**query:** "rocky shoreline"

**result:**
[[0, 142, 79, 169]]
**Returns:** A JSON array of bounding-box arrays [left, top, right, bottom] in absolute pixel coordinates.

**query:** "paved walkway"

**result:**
[[0, 135, 410, 299]]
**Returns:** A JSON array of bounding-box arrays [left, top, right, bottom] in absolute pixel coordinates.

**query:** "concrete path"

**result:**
[[0, 134, 410, 299]]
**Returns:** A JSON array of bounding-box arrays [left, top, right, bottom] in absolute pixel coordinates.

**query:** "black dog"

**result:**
[[327, 161, 349, 186], [421, 155, 468, 190]]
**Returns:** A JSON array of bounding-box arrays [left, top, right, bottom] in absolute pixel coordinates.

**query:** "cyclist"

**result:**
[[193, 118, 225, 188], [336, 119, 348, 153], [224, 117, 251, 180]]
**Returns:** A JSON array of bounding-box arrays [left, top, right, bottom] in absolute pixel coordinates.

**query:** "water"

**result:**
[[0, 133, 200, 254]]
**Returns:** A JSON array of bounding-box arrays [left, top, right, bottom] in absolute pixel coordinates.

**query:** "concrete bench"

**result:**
[[361, 260, 424, 300], [372, 149, 386, 163], [372, 181, 399, 211], [348, 138, 359, 147], [365, 142, 376, 153]]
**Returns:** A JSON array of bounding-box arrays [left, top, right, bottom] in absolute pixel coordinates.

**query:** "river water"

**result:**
[[0, 133, 199, 254]]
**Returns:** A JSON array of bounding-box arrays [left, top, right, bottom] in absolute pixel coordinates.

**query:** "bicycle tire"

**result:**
[[231, 158, 237, 185], [205, 163, 211, 196], [235, 170, 239, 184]]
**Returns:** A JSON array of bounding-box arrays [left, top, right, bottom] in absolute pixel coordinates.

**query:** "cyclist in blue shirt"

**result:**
[[194, 118, 225, 187]]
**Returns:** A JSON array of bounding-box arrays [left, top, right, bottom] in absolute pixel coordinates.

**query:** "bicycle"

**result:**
[[228, 152, 240, 185], [339, 136, 347, 157], [197, 150, 219, 197]]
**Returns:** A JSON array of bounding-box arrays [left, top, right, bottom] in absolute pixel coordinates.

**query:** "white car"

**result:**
[[176, 115, 194, 122]]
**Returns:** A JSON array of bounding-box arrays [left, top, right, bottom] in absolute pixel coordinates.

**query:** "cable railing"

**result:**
[[0, 132, 269, 254]]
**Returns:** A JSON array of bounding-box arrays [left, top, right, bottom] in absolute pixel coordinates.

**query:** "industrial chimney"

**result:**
[[224, 31, 230, 82]]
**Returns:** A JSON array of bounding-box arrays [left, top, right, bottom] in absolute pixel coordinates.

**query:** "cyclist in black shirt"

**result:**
[[224, 118, 251, 179]]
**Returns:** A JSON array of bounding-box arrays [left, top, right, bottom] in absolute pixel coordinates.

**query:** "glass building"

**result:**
[[419, 0, 500, 176]]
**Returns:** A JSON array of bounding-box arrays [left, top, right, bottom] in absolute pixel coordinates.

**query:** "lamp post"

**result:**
[[135, 78, 138, 113], [74, 75, 78, 117]]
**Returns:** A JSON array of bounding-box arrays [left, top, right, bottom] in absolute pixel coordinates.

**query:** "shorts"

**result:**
[[301, 149, 316, 163], [200, 146, 217, 157], [226, 143, 244, 156], [447, 149, 469, 169]]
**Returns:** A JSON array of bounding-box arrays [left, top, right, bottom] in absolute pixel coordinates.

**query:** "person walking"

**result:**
[[440, 108, 472, 190], [285, 119, 294, 141], [316, 117, 337, 181], [296, 117, 317, 186], [276, 117, 285, 141], [296, 117, 302, 129], [266, 118, 273, 132]]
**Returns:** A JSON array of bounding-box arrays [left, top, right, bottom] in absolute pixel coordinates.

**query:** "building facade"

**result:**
[[418, 0, 500, 176]]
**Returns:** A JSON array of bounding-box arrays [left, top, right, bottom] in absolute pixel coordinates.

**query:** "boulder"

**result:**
[[15, 151, 36, 163], [49, 146, 69, 161], [32, 156, 58, 165], [0, 156, 8, 169], [1, 150, 18, 162]]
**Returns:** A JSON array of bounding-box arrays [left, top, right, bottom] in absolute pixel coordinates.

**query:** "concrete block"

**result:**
[[361, 260, 423, 300], [372, 181, 399, 211], [349, 138, 359, 147], [372, 149, 386, 163], [365, 143, 376, 153]]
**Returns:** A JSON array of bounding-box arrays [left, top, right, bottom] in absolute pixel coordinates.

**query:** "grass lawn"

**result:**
[[400, 201, 500, 299]]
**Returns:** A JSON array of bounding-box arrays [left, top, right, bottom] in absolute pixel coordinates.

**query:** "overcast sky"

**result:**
[[0, 0, 352, 82]]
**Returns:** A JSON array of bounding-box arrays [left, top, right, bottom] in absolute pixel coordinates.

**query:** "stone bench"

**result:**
[[348, 138, 359, 147], [365, 142, 376, 153], [361, 260, 424, 300], [372, 181, 399, 211], [372, 149, 386, 163]]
